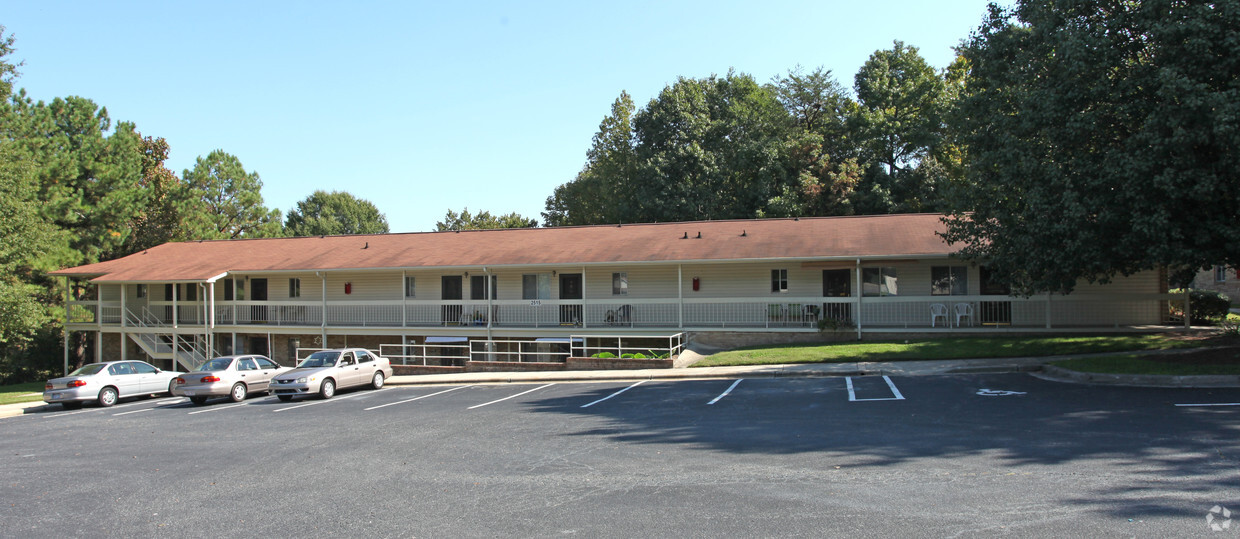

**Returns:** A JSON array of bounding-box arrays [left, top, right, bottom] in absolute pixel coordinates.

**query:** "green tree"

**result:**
[[943, 0, 1240, 294], [629, 71, 793, 222], [0, 145, 62, 350], [121, 135, 187, 254], [180, 150, 283, 239], [851, 41, 950, 214], [285, 190, 389, 236], [436, 208, 537, 231], [543, 91, 636, 227]]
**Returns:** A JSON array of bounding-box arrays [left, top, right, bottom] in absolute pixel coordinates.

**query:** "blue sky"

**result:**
[[4, 1, 997, 233]]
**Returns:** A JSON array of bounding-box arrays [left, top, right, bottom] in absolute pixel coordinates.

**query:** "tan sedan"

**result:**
[[172, 355, 290, 405], [270, 348, 393, 401]]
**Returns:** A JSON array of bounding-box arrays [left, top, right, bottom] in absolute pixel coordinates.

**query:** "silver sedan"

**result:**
[[43, 361, 182, 409], [270, 348, 393, 401], [171, 355, 290, 405]]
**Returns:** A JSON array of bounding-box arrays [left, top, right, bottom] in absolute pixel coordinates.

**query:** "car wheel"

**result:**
[[189, 396, 208, 405], [371, 371, 385, 390], [97, 387, 118, 407], [319, 378, 336, 400], [229, 383, 248, 403], [277, 395, 293, 402], [61, 402, 82, 410], [167, 379, 177, 395]]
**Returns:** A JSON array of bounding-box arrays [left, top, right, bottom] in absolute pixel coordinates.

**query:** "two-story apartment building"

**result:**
[[51, 214, 1180, 373]]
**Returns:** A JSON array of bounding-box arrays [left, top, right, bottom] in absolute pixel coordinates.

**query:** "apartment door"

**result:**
[[250, 278, 268, 323], [559, 273, 583, 325], [441, 276, 463, 324], [822, 269, 852, 322]]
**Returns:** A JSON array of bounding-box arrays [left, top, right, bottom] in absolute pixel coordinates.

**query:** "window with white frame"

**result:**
[[612, 272, 628, 296], [862, 267, 898, 296], [289, 278, 301, 298], [771, 269, 789, 293], [1216, 265, 1228, 282], [223, 279, 234, 301], [522, 274, 551, 300], [404, 276, 415, 298], [136, 284, 147, 298], [931, 266, 968, 295]]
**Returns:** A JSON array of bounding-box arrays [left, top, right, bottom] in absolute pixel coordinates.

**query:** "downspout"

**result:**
[[855, 259, 863, 341], [677, 265, 684, 329], [317, 272, 327, 351]]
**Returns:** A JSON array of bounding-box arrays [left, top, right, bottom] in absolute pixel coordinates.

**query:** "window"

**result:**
[[132, 362, 157, 374], [404, 276, 415, 298], [612, 272, 628, 296], [238, 358, 258, 371], [235, 279, 246, 301], [165, 284, 175, 301], [184, 284, 197, 301], [1216, 265, 1228, 282], [931, 266, 968, 296], [256, 357, 279, 370], [356, 350, 373, 363], [289, 278, 301, 298], [224, 279, 234, 301], [771, 269, 789, 293], [135, 284, 147, 298], [470, 275, 497, 300], [522, 274, 551, 300], [862, 267, 898, 296]]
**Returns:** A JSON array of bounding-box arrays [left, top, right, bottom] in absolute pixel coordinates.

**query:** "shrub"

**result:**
[[620, 353, 635, 359], [591, 352, 616, 359], [632, 353, 648, 359], [1189, 289, 1232, 323]]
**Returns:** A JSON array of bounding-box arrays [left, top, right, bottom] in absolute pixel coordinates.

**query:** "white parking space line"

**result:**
[[272, 390, 372, 413], [581, 381, 646, 408], [365, 385, 474, 411], [187, 402, 251, 415], [112, 408, 155, 416], [467, 384, 555, 410], [42, 398, 173, 419], [846, 376, 905, 402], [707, 379, 743, 405], [1175, 403, 1240, 407]]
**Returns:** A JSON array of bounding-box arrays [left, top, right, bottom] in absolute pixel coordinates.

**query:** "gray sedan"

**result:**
[[43, 361, 182, 409], [171, 355, 290, 405], [270, 348, 393, 401]]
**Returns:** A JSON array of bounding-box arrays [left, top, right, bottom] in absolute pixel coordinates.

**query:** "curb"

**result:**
[[1037, 364, 1240, 388]]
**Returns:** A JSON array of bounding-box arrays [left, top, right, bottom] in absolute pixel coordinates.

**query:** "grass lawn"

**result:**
[[0, 382, 46, 405], [692, 334, 1207, 368], [1052, 352, 1240, 376]]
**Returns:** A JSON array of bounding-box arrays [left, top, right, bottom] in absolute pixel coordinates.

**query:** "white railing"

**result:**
[[379, 343, 471, 367], [71, 294, 1186, 331], [570, 333, 686, 359]]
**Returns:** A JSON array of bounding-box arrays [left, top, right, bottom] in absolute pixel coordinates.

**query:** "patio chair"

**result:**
[[930, 303, 949, 327], [954, 303, 974, 327], [617, 304, 632, 326]]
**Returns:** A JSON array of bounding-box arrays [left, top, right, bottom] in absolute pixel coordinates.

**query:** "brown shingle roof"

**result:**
[[51, 214, 958, 283]]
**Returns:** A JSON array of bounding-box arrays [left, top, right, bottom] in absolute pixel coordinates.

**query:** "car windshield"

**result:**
[[296, 351, 340, 369], [68, 364, 107, 376], [197, 357, 235, 372]]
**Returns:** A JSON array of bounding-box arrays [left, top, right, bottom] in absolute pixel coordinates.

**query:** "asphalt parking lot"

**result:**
[[3, 373, 1239, 537]]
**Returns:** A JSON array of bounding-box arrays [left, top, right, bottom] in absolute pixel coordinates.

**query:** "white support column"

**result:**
[[207, 282, 216, 358], [484, 267, 493, 343], [401, 270, 407, 328], [320, 273, 328, 350], [581, 266, 587, 329], [172, 283, 179, 329], [63, 277, 70, 375], [120, 284, 127, 329], [95, 330, 102, 362]]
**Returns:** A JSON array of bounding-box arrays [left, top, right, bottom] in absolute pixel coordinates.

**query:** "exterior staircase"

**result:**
[[124, 308, 207, 371]]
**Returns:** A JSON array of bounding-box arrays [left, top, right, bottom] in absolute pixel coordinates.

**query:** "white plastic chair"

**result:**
[[954, 303, 974, 327], [930, 303, 949, 327]]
